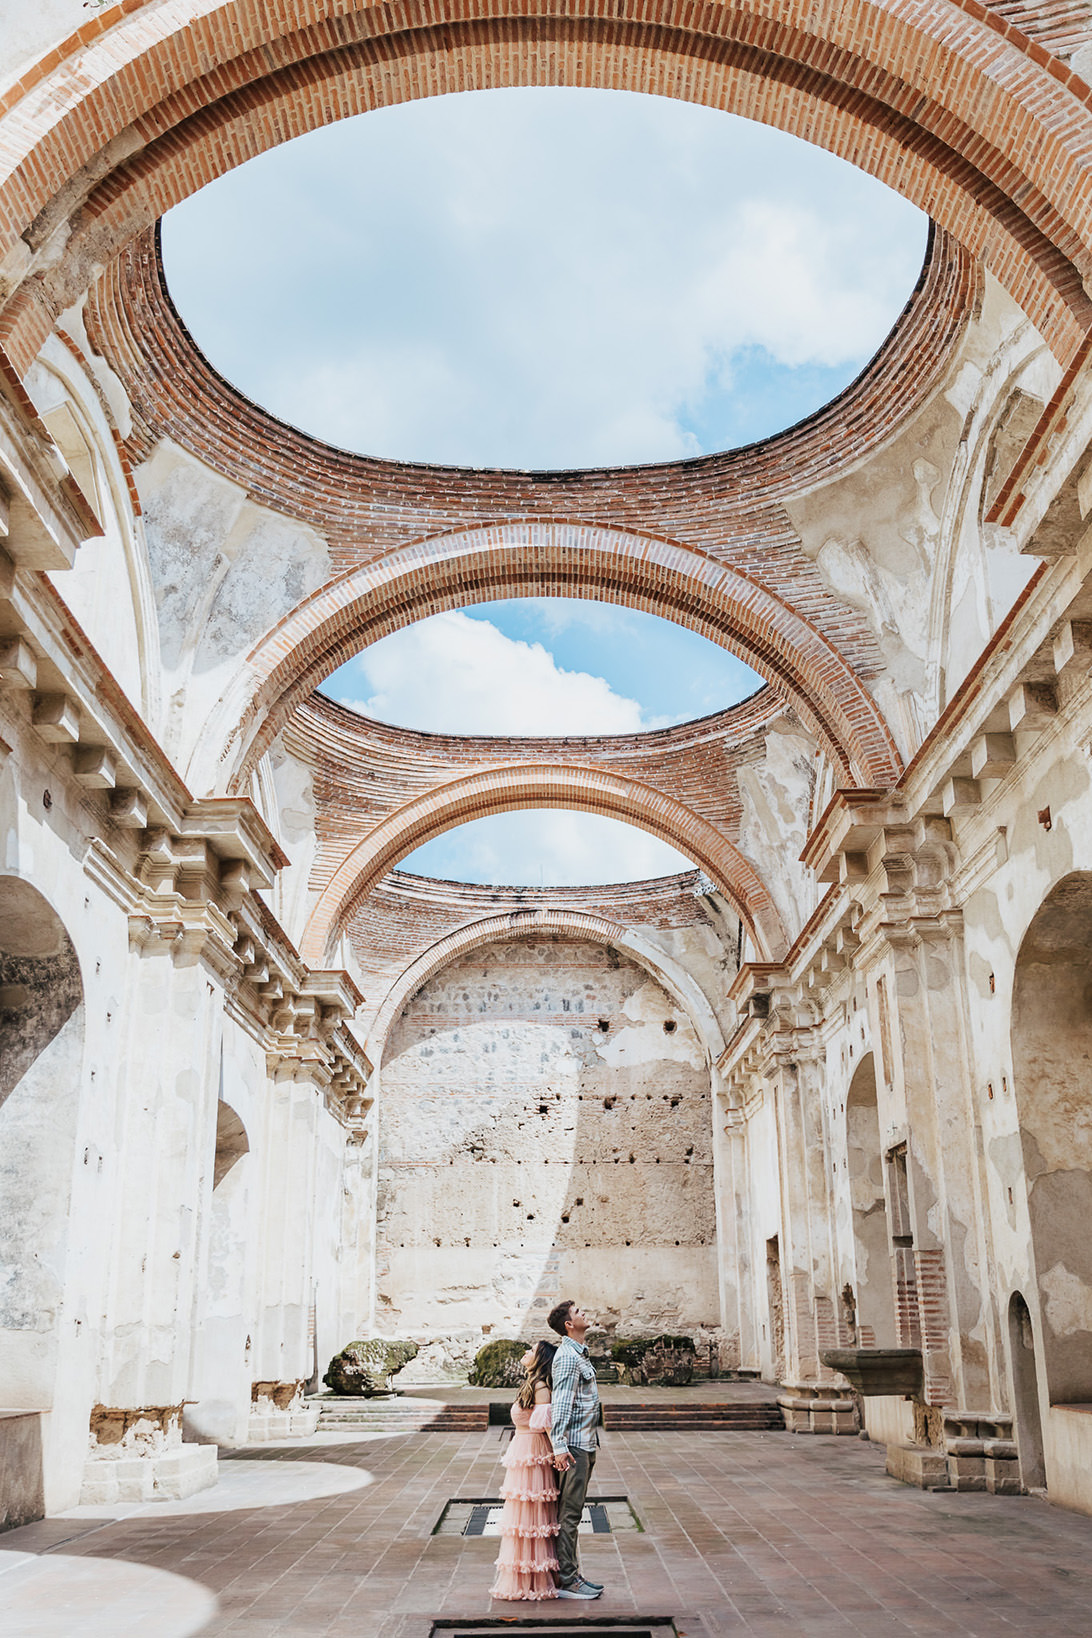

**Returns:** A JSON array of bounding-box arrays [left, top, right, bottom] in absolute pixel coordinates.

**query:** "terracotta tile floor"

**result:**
[[8, 1429, 1092, 1636]]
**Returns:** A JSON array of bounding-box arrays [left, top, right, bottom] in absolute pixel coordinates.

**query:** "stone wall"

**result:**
[[376, 935, 718, 1337]]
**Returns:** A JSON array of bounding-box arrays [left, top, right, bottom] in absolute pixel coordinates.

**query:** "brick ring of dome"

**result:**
[[3, 0, 1092, 379], [89, 222, 973, 790], [290, 689, 793, 958], [91, 217, 972, 565], [191, 517, 902, 798], [298, 759, 789, 965]]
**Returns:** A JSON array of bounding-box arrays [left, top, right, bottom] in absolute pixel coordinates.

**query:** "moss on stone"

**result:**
[[611, 1334, 696, 1385], [323, 1338, 419, 1396], [468, 1339, 526, 1387]]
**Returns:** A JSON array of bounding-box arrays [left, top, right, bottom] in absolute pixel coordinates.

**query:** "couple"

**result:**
[[490, 1299, 604, 1602]]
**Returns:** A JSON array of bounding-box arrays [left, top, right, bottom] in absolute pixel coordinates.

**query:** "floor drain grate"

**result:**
[[434, 1496, 641, 1536], [432, 1622, 675, 1638]]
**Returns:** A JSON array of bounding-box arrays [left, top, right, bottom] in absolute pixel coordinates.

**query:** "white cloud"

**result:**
[[162, 88, 928, 469], [332, 610, 694, 880], [333, 610, 659, 735], [401, 810, 693, 885]]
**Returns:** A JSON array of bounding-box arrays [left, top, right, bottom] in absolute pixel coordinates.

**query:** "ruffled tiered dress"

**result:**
[[489, 1402, 559, 1601]]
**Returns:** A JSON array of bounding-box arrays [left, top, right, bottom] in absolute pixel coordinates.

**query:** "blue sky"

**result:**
[[161, 87, 927, 470], [327, 600, 761, 734], [325, 600, 759, 883], [163, 87, 926, 882]]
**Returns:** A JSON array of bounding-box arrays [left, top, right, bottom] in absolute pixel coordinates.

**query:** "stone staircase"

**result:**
[[312, 1395, 784, 1434], [312, 1397, 489, 1433], [601, 1401, 785, 1432]]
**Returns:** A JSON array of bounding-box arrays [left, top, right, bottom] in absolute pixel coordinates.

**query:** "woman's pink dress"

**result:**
[[490, 1402, 559, 1601]]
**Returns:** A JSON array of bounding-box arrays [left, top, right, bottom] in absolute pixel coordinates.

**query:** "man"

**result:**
[[548, 1299, 604, 1600]]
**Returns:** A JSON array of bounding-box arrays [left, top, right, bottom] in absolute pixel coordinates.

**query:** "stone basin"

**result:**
[[819, 1348, 924, 1397]]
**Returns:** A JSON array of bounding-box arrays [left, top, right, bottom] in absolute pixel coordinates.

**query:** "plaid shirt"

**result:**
[[550, 1337, 600, 1454]]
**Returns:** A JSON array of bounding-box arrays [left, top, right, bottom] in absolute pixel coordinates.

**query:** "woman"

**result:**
[[490, 1340, 559, 1601]]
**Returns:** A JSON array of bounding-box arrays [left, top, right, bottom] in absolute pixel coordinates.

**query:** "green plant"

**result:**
[[611, 1334, 694, 1366], [468, 1338, 526, 1387], [323, 1338, 419, 1396]]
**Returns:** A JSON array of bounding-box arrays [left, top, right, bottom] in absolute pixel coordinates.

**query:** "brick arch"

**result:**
[[369, 909, 728, 1067], [198, 521, 900, 795], [299, 761, 787, 964], [3, 1, 1092, 373]]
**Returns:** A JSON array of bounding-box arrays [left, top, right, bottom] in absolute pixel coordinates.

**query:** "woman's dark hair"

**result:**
[[516, 1340, 558, 1407]]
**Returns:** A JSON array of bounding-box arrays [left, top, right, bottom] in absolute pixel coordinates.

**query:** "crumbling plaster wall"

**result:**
[[24, 331, 157, 721], [0, 697, 365, 1505], [735, 719, 820, 943], [957, 707, 1092, 1507], [135, 439, 331, 764], [784, 276, 1055, 749], [252, 739, 320, 950], [376, 934, 719, 1339]]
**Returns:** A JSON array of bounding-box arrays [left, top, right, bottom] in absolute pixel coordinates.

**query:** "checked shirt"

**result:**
[[550, 1337, 600, 1455]]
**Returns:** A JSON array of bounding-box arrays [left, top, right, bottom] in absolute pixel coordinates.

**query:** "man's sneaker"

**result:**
[[557, 1581, 602, 1600], [580, 1578, 604, 1591]]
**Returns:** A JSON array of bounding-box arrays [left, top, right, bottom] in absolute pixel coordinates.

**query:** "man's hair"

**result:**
[[547, 1299, 575, 1338]]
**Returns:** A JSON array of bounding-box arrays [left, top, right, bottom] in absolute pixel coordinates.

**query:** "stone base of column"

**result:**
[[885, 1412, 1021, 1494], [80, 1405, 218, 1504], [943, 1412, 1020, 1493], [886, 1442, 951, 1490], [248, 1380, 320, 1442], [0, 1411, 44, 1529], [777, 1385, 859, 1434]]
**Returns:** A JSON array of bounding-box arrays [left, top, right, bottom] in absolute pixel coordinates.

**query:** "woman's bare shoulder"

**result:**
[[534, 1384, 552, 1403]]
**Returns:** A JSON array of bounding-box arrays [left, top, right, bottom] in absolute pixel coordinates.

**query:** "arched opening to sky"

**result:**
[[161, 87, 929, 469], [323, 600, 763, 736], [325, 601, 759, 883], [396, 811, 696, 886]]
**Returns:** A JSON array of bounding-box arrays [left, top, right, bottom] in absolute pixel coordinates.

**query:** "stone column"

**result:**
[[714, 1098, 750, 1372], [770, 1023, 857, 1434], [866, 825, 1016, 1490], [85, 946, 223, 1503], [879, 914, 993, 1411], [252, 1070, 323, 1423]]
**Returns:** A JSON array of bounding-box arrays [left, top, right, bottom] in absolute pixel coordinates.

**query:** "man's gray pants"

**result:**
[[556, 1448, 596, 1587]]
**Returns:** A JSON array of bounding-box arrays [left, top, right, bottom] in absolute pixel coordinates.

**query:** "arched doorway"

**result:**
[[1011, 872, 1092, 1406], [186, 1076, 253, 1447], [845, 1052, 896, 1350], [0, 877, 84, 1400], [1007, 1291, 1047, 1492], [0, 876, 84, 1526]]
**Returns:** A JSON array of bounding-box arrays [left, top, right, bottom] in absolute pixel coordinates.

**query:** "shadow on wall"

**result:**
[[0, 876, 85, 1529], [0, 878, 82, 1106]]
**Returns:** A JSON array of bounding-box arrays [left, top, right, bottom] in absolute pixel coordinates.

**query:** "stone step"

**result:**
[[602, 1404, 785, 1431], [315, 1402, 489, 1432], [312, 1399, 783, 1433]]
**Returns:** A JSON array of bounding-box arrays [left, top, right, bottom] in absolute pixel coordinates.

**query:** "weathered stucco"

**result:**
[[7, 0, 1092, 1523], [377, 935, 718, 1335]]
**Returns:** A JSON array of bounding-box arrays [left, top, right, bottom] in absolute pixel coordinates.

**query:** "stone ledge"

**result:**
[[80, 1444, 218, 1506], [778, 1390, 858, 1435], [247, 1407, 321, 1442], [885, 1443, 952, 1491]]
